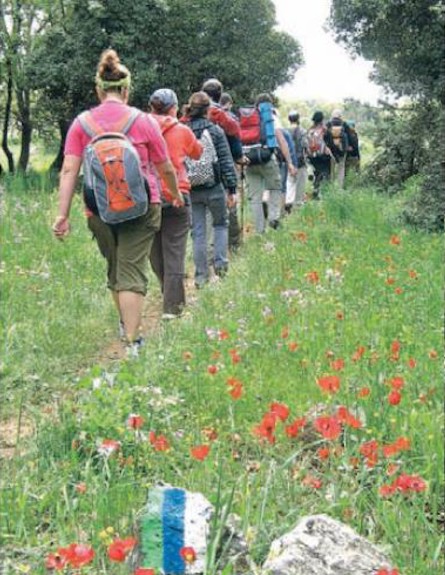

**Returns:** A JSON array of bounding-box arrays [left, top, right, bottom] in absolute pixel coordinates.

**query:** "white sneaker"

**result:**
[[125, 337, 144, 359], [162, 313, 180, 321]]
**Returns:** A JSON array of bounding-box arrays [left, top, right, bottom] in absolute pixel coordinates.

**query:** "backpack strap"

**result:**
[[78, 111, 103, 138], [77, 108, 140, 138], [115, 108, 140, 135]]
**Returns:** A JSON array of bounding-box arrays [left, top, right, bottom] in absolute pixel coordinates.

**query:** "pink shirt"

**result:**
[[64, 100, 168, 203]]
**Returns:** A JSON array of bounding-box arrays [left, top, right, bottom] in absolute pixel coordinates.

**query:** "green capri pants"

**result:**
[[87, 205, 161, 295]]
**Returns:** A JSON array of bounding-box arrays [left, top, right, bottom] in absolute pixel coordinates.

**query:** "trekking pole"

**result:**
[[240, 165, 245, 244]]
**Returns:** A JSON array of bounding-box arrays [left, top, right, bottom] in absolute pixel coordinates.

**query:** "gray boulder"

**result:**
[[262, 514, 393, 575]]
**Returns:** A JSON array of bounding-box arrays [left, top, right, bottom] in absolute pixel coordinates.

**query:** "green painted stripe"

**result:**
[[139, 487, 164, 570]]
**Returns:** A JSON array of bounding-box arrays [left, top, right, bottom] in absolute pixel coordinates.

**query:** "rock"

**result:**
[[130, 487, 255, 574], [261, 514, 393, 575], [131, 485, 212, 574]]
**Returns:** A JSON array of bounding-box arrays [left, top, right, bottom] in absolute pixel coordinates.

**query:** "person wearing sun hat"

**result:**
[[149, 88, 203, 319]]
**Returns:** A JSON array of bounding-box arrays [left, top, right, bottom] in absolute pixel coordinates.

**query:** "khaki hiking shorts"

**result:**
[[87, 205, 161, 295]]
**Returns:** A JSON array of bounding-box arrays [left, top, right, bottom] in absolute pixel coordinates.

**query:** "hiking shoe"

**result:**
[[269, 219, 280, 230], [214, 265, 228, 278], [162, 313, 181, 321], [125, 336, 145, 359]]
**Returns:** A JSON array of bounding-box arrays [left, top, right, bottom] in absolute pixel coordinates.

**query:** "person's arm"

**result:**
[[155, 159, 184, 207], [186, 128, 203, 160], [52, 155, 82, 239], [276, 129, 297, 176]]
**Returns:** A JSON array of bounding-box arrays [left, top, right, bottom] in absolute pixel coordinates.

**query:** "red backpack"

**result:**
[[238, 107, 262, 145]]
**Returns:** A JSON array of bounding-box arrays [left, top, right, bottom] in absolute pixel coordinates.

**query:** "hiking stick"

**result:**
[[239, 165, 245, 244]]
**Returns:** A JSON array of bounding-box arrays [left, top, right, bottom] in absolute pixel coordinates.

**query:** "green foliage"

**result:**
[[1, 186, 443, 574], [329, 0, 445, 231], [329, 0, 445, 102]]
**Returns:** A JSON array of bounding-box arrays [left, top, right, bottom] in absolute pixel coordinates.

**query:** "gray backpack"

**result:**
[[79, 108, 149, 224], [185, 129, 218, 187]]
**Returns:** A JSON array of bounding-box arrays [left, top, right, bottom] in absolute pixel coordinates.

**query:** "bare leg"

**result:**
[[118, 291, 144, 342]]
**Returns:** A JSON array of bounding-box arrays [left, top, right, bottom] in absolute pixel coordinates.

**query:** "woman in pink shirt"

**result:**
[[149, 88, 202, 319], [52, 49, 183, 353]]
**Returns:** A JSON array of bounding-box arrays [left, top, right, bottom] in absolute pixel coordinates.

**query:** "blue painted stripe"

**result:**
[[162, 488, 186, 574]]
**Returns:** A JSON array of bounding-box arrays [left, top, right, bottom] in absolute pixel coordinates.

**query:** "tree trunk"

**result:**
[[17, 88, 32, 172], [2, 60, 15, 174], [50, 120, 70, 173]]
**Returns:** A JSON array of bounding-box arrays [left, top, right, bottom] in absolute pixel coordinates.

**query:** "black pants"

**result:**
[[150, 205, 191, 315], [310, 155, 331, 196]]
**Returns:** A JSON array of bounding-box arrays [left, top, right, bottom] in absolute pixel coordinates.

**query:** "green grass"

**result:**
[[0, 180, 443, 574]]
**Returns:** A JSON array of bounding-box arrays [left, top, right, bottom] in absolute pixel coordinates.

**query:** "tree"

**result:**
[[329, 0, 445, 231], [329, 0, 445, 103]]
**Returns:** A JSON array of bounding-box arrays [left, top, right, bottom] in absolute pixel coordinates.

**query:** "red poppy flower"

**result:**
[[45, 553, 67, 571], [293, 231, 307, 242], [207, 364, 218, 375], [351, 346, 366, 361], [108, 537, 137, 562], [134, 569, 156, 575], [218, 329, 230, 340], [388, 390, 402, 405], [395, 473, 427, 493], [98, 439, 121, 457], [408, 269, 417, 279], [253, 412, 277, 444], [179, 546, 197, 563], [306, 270, 319, 283], [301, 474, 323, 489], [59, 543, 95, 568], [228, 380, 243, 399], [287, 341, 299, 352], [390, 235, 401, 245], [407, 357, 416, 369], [149, 432, 170, 452], [317, 447, 331, 460], [330, 358, 345, 371], [385, 277, 396, 285], [317, 375, 341, 394], [360, 440, 379, 459], [357, 386, 371, 398], [281, 326, 289, 339], [313, 416, 342, 440], [379, 484, 397, 498], [429, 349, 438, 359], [389, 376, 404, 390], [75, 482, 87, 494], [190, 444, 210, 461], [336, 406, 362, 428], [270, 402, 290, 422], [285, 417, 306, 438], [127, 414, 144, 429], [376, 569, 400, 575]]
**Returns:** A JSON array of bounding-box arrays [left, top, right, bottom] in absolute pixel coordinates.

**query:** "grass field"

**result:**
[[0, 176, 443, 574]]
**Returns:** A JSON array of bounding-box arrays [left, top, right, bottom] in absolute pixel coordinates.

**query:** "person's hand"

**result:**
[[227, 194, 236, 209], [52, 215, 70, 240], [237, 155, 250, 166], [288, 163, 297, 177], [171, 191, 185, 208]]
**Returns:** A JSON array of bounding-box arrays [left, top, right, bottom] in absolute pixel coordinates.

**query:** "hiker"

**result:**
[[345, 120, 361, 177], [240, 93, 296, 232], [275, 121, 298, 214], [148, 88, 203, 319], [285, 110, 308, 213], [52, 49, 183, 354], [182, 91, 238, 289], [325, 109, 350, 188], [202, 79, 244, 252], [307, 111, 332, 200]]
